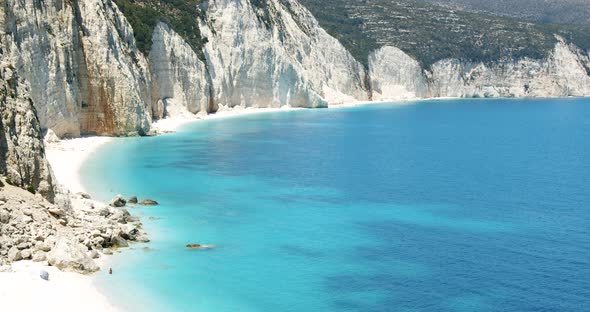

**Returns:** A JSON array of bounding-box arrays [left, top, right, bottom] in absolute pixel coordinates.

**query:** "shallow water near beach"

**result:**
[[83, 98, 590, 312]]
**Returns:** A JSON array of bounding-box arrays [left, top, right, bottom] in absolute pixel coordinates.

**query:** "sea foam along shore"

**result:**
[[0, 104, 306, 312]]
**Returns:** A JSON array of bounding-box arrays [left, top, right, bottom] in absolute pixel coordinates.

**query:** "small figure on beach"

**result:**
[[109, 268, 113, 275]]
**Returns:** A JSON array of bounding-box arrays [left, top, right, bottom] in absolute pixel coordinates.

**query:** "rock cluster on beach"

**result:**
[[0, 184, 148, 273]]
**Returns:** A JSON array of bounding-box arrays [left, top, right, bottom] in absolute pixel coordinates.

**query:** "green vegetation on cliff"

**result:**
[[300, 0, 590, 68], [114, 0, 207, 58], [417, 0, 590, 26]]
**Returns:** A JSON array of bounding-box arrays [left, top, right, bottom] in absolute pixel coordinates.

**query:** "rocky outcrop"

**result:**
[[369, 38, 590, 100], [0, 184, 148, 273]]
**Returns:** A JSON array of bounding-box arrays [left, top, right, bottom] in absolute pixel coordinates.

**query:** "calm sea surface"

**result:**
[[83, 98, 590, 311]]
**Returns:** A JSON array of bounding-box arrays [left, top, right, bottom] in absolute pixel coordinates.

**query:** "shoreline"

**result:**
[[5, 96, 585, 311], [0, 260, 117, 312], [10, 104, 309, 312], [0, 98, 503, 311]]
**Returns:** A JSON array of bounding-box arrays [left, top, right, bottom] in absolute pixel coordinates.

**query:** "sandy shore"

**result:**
[[0, 261, 117, 312], [0, 104, 305, 312], [46, 136, 113, 193], [0, 136, 120, 311], [151, 104, 304, 133]]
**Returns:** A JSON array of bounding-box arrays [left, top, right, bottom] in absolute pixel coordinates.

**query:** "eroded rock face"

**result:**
[[75, 0, 152, 136], [369, 38, 590, 100], [200, 0, 369, 109], [0, 64, 56, 202], [368, 46, 429, 101], [149, 23, 214, 119], [2, 0, 152, 137]]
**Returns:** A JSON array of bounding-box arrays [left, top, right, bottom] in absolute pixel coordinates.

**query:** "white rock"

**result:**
[[46, 237, 99, 273]]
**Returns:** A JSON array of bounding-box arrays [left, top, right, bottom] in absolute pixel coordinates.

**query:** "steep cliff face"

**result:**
[[0, 63, 56, 202], [1, 0, 81, 137], [1, 0, 370, 133], [1, 0, 152, 137], [200, 0, 368, 110], [368, 46, 429, 101], [74, 0, 152, 136], [149, 22, 213, 119], [369, 39, 590, 100]]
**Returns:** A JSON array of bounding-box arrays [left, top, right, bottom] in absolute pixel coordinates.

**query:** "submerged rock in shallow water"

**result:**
[[138, 199, 158, 206], [186, 244, 215, 250]]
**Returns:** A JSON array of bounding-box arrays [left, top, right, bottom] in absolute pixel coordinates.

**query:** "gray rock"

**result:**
[[7, 246, 21, 262], [40, 270, 49, 281], [127, 196, 138, 204], [135, 234, 150, 243], [110, 195, 126, 208], [76, 192, 92, 199], [0, 211, 9, 223], [98, 207, 111, 217], [125, 216, 140, 223], [92, 236, 105, 247], [111, 236, 129, 248], [20, 248, 32, 259], [32, 250, 47, 262], [47, 207, 65, 217], [35, 241, 51, 252], [138, 199, 159, 206], [89, 250, 100, 259]]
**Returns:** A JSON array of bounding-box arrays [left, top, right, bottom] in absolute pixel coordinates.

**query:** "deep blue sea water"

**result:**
[[83, 98, 590, 312]]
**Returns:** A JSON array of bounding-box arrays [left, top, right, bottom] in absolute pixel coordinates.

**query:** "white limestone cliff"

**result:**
[[74, 0, 152, 136], [369, 38, 590, 100], [200, 0, 369, 110], [0, 63, 56, 202], [149, 22, 213, 119], [2, 0, 152, 137], [368, 46, 429, 101]]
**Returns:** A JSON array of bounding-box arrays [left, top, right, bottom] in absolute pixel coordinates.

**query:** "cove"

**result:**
[[82, 98, 590, 312]]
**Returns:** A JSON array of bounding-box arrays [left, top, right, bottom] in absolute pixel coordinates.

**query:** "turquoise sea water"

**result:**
[[84, 98, 590, 312]]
